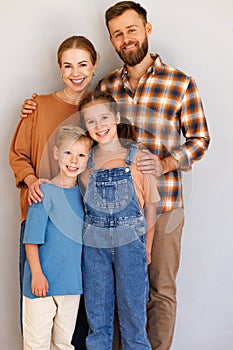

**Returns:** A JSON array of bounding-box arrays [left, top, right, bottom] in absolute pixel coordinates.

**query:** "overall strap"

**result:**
[[125, 143, 138, 165], [87, 148, 95, 169]]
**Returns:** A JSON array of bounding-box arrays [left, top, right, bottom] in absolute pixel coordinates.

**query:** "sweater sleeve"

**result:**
[[9, 111, 36, 188]]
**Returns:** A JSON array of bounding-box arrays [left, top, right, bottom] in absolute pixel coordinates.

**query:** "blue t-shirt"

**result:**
[[23, 183, 84, 299]]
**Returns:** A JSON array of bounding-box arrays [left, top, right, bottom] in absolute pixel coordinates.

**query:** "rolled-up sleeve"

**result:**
[[172, 77, 210, 171]]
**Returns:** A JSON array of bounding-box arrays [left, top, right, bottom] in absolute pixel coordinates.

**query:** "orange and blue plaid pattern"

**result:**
[[97, 54, 210, 213]]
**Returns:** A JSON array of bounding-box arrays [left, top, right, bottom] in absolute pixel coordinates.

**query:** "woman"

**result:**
[[9, 35, 98, 350]]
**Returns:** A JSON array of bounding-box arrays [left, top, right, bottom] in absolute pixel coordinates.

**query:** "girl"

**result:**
[[22, 125, 92, 350], [79, 91, 160, 350]]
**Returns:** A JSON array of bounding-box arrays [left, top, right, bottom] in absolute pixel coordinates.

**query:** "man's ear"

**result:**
[[146, 22, 152, 36], [53, 146, 59, 160]]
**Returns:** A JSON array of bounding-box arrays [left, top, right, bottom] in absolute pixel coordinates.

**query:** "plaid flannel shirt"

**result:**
[[97, 54, 210, 214]]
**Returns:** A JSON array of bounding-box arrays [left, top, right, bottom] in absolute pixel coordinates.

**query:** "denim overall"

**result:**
[[82, 144, 151, 350]]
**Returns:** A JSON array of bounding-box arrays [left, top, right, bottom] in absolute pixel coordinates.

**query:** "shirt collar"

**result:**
[[121, 53, 163, 78]]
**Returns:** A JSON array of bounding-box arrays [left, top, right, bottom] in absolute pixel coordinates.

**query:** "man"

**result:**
[[97, 2, 210, 349]]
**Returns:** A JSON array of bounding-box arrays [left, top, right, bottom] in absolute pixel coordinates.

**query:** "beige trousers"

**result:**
[[23, 295, 80, 350], [147, 208, 184, 350]]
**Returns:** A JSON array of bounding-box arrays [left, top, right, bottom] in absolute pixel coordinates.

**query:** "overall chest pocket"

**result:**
[[94, 179, 130, 210]]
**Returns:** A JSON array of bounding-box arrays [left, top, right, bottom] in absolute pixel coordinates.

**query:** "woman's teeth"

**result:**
[[71, 78, 84, 84]]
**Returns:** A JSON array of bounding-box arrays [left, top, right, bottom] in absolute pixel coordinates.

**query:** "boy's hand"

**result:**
[[20, 93, 38, 118], [31, 272, 49, 298]]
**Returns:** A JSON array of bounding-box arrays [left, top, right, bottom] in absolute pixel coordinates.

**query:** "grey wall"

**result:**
[[0, 0, 232, 348]]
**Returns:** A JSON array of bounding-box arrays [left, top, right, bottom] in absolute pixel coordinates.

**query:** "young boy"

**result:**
[[22, 125, 92, 350]]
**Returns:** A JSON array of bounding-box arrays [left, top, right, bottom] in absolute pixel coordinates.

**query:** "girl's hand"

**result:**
[[31, 272, 49, 298], [146, 246, 152, 265]]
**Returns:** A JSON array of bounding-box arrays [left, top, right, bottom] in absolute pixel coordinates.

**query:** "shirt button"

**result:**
[[125, 168, 130, 172]]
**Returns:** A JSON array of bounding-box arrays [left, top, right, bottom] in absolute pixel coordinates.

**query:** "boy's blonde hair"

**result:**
[[55, 124, 93, 149]]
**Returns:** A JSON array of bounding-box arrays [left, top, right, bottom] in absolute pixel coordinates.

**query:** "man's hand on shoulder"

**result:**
[[136, 149, 163, 177], [136, 149, 179, 177], [20, 93, 38, 118]]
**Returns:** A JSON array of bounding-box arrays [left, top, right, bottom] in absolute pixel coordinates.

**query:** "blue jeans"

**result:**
[[83, 236, 150, 350], [83, 145, 151, 350]]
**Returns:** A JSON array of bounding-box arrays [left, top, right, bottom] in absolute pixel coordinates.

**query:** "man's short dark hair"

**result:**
[[105, 1, 148, 32]]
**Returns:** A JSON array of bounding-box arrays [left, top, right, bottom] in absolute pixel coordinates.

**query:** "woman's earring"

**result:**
[[92, 71, 96, 76]]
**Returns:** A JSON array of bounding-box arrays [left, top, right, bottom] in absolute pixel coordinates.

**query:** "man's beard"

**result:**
[[116, 36, 148, 67]]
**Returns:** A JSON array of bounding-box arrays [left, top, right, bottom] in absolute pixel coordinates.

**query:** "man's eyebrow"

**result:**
[[112, 24, 138, 36]]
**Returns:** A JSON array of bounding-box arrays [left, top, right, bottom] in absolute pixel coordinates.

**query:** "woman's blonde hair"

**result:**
[[57, 35, 97, 67]]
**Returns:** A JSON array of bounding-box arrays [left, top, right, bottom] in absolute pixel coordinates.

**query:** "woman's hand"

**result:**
[[24, 174, 50, 205]]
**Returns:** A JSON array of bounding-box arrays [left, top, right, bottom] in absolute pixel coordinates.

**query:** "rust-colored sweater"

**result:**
[[9, 93, 79, 223]]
